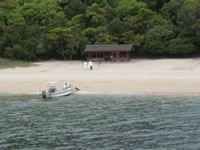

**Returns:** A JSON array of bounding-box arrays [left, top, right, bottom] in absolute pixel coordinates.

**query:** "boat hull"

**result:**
[[46, 88, 73, 98]]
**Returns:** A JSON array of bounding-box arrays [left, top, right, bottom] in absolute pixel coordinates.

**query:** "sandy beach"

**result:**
[[0, 58, 200, 95]]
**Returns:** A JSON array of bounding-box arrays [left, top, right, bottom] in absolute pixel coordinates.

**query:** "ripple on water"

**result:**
[[0, 94, 200, 149]]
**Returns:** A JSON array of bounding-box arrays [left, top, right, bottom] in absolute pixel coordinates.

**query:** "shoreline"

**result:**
[[1, 91, 200, 97], [1, 58, 200, 95]]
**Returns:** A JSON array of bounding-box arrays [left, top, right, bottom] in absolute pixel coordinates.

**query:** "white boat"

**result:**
[[41, 82, 79, 98]]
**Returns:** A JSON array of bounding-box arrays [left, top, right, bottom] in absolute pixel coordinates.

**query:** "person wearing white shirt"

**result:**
[[84, 61, 88, 70], [64, 83, 67, 89], [88, 61, 93, 70]]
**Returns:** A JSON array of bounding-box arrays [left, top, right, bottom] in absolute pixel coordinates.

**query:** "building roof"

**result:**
[[85, 44, 134, 52]]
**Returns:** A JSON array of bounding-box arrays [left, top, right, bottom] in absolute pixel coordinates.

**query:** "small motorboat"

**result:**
[[41, 81, 79, 98]]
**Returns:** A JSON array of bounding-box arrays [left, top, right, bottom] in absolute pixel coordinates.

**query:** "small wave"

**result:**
[[0, 92, 40, 97], [75, 91, 200, 96]]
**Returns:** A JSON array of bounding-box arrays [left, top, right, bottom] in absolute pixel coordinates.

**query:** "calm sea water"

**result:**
[[0, 94, 200, 149]]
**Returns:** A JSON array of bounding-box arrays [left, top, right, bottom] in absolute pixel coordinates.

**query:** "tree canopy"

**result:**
[[0, 0, 200, 60]]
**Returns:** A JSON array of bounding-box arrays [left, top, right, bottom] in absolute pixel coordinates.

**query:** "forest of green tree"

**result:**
[[0, 0, 200, 60]]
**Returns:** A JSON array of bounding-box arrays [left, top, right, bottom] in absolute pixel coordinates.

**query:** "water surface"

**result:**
[[0, 94, 200, 149]]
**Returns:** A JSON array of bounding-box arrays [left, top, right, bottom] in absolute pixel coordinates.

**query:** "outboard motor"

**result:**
[[41, 91, 47, 99]]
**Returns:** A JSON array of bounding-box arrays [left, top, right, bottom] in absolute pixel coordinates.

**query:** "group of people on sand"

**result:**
[[84, 61, 94, 70]]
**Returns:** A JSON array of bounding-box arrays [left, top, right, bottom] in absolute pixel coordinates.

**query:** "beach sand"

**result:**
[[0, 58, 200, 94]]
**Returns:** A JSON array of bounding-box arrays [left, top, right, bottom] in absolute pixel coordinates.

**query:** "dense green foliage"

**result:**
[[0, 0, 200, 60]]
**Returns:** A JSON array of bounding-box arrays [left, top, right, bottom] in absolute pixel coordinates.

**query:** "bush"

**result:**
[[4, 44, 31, 60]]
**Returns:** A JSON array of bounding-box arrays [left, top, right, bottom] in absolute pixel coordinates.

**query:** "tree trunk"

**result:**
[[62, 53, 67, 60], [69, 54, 72, 60]]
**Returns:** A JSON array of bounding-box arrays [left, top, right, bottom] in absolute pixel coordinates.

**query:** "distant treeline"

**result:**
[[0, 0, 200, 61]]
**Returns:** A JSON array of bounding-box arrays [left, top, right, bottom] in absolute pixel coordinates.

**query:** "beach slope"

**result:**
[[0, 58, 200, 94]]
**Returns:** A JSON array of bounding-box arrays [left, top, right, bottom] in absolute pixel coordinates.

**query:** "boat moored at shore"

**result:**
[[41, 81, 79, 98]]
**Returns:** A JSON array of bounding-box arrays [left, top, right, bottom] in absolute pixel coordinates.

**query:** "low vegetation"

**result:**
[[0, 58, 37, 69]]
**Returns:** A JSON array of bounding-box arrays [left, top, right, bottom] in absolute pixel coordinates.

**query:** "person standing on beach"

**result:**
[[88, 61, 93, 70], [64, 83, 67, 89], [90, 61, 93, 70], [84, 61, 88, 70]]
